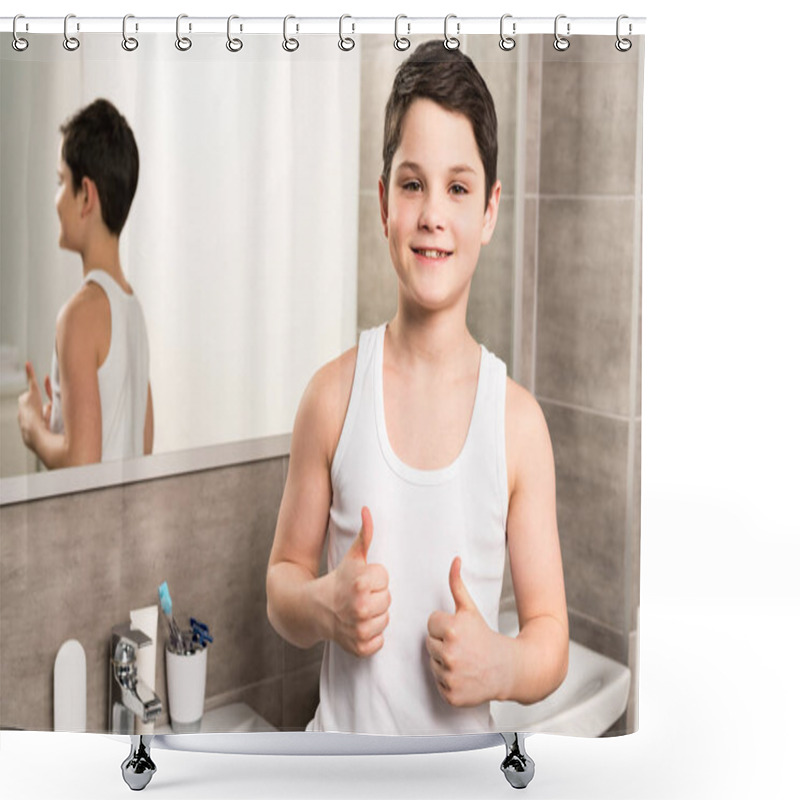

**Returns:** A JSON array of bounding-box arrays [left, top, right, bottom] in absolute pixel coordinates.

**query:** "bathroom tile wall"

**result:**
[[526, 36, 644, 733], [0, 455, 323, 732]]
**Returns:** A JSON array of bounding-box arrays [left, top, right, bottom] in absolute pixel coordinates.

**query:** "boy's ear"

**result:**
[[80, 176, 100, 220], [481, 180, 502, 246], [378, 176, 389, 239]]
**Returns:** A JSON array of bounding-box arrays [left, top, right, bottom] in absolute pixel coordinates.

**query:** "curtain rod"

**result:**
[[1, 15, 646, 37]]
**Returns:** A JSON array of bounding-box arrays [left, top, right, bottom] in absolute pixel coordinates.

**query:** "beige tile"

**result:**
[[467, 204, 515, 368], [357, 193, 396, 330], [542, 401, 629, 635], [536, 198, 635, 415], [282, 661, 322, 731], [0, 488, 125, 731], [540, 37, 640, 197]]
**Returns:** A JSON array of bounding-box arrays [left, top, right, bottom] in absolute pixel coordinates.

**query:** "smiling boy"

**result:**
[[267, 41, 568, 734]]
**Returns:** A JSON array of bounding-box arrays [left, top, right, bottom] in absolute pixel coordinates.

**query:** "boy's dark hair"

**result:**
[[60, 99, 139, 236], [382, 40, 498, 208]]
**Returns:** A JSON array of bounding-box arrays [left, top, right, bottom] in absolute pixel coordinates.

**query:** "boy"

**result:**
[[267, 41, 568, 734], [18, 98, 153, 468]]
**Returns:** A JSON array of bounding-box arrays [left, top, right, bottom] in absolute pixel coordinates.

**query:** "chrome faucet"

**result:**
[[108, 623, 162, 734]]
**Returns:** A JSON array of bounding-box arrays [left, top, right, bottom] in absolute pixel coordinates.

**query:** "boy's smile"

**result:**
[[380, 98, 500, 314]]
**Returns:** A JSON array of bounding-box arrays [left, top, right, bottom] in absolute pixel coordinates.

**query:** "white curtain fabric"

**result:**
[[1, 33, 359, 455]]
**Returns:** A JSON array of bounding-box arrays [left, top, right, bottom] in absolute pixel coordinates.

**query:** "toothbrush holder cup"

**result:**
[[165, 646, 208, 733]]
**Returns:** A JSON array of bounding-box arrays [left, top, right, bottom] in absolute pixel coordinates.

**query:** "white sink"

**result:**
[[490, 610, 631, 737], [156, 702, 277, 734]]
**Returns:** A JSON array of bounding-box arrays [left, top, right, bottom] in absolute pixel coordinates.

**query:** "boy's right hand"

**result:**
[[330, 506, 390, 658]]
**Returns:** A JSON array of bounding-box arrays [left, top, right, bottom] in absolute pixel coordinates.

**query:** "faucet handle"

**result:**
[[112, 622, 153, 649]]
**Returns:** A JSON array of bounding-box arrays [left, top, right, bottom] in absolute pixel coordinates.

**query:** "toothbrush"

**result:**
[[158, 581, 185, 655]]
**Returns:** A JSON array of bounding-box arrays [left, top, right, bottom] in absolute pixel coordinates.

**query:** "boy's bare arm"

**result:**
[[266, 351, 391, 656], [18, 290, 105, 469], [426, 379, 568, 707], [501, 379, 569, 702]]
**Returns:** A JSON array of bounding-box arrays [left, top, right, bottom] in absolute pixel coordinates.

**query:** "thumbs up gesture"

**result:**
[[330, 506, 391, 658], [17, 361, 46, 448], [426, 557, 502, 707]]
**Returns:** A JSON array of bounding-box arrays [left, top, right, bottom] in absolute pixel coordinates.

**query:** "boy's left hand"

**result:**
[[426, 557, 507, 707]]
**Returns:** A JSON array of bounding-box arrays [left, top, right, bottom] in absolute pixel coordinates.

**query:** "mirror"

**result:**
[[1, 33, 360, 489]]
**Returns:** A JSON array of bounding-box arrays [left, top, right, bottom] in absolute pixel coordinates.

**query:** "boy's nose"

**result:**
[[418, 193, 446, 231]]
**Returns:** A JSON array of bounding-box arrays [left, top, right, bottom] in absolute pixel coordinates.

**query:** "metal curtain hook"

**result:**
[[394, 14, 410, 51], [554, 14, 570, 51], [226, 15, 243, 52], [615, 14, 632, 52], [499, 14, 516, 51], [63, 13, 80, 51], [175, 14, 192, 51], [338, 14, 355, 51], [283, 15, 299, 52], [12, 14, 29, 52], [443, 14, 460, 51], [122, 14, 138, 51]]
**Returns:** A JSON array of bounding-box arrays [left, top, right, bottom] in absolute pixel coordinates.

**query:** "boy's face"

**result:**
[[380, 98, 500, 315], [55, 150, 84, 252]]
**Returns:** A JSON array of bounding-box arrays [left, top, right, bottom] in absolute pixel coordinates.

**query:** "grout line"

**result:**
[[511, 35, 528, 384], [536, 395, 630, 423]]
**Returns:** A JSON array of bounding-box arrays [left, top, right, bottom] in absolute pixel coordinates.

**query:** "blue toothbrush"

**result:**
[[158, 581, 185, 654]]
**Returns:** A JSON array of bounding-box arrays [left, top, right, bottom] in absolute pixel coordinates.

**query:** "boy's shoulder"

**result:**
[[55, 281, 110, 341], [296, 346, 358, 459]]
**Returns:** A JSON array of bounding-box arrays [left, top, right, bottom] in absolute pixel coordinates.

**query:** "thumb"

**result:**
[[348, 506, 374, 562], [449, 557, 477, 612], [25, 361, 38, 389]]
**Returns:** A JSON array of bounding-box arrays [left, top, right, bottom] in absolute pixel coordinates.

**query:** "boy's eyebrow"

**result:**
[[395, 161, 478, 176]]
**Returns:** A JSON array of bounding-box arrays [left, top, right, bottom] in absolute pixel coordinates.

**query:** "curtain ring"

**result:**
[[499, 14, 516, 51], [63, 13, 80, 51], [553, 14, 570, 51], [443, 14, 460, 51], [283, 15, 299, 52], [12, 14, 29, 52], [121, 14, 138, 51], [394, 14, 410, 51], [338, 14, 355, 51], [226, 15, 243, 52], [176, 14, 192, 51], [615, 14, 632, 52]]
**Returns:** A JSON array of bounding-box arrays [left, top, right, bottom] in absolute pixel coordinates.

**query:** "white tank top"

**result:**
[[308, 323, 508, 735], [49, 270, 150, 462]]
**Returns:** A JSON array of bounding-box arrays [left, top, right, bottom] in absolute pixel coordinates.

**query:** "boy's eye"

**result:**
[[402, 180, 422, 192], [450, 184, 468, 195]]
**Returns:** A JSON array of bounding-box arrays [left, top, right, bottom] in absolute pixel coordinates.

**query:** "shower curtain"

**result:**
[[1, 32, 359, 455], [0, 18, 643, 745]]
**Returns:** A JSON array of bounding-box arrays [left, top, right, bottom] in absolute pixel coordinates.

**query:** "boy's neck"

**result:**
[[387, 307, 477, 369], [79, 231, 127, 288]]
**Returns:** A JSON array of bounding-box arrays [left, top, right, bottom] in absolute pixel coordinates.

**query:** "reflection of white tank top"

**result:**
[[49, 270, 150, 462], [308, 323, 508, 735]]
